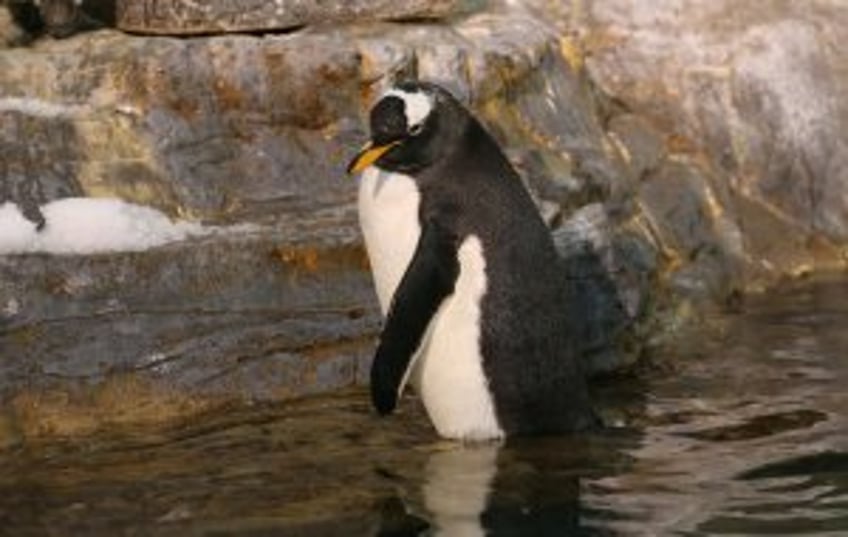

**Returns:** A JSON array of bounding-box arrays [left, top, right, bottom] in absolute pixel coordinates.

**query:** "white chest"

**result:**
[[357, 168, 503, 441], [357, 167, 422, 313]]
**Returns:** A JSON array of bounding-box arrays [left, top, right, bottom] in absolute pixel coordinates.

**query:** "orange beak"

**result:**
[[346, 141, 400, 175]]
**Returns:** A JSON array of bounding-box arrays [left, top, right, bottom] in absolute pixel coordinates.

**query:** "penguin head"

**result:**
[[347, 81, 468, 176]]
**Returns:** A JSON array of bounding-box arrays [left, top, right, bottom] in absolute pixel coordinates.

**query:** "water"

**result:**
[[1, 278, 847, 536]]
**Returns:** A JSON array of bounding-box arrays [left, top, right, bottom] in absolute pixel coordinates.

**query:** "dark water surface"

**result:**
[[1, 278, 847, 536]]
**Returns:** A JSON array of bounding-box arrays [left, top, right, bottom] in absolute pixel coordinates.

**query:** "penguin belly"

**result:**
[[358, 166, 425, 395], [358, 169, 503, 440], [413, 235, 504, 441]]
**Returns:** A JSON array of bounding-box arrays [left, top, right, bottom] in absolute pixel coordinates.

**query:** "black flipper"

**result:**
[[370, 217, 460, 415]]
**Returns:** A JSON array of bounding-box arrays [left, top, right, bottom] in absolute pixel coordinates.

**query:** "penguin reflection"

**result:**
[[379, 442, 619, 537], [423, 444, 499, 537]]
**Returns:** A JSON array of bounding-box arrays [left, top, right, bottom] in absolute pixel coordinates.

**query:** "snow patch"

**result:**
[[0, 97, 90, 119], [0, 198, 233, 255]]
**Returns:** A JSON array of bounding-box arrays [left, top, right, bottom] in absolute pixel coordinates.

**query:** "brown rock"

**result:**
[[1, 5, 644, 418], [117, 0, 481, 35], [6, 0, 848, 426], [581, 0, 848, 246]]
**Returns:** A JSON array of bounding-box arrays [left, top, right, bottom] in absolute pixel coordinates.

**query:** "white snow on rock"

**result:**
[[0, 198, 235, 255], [0, 97, 90, 119]]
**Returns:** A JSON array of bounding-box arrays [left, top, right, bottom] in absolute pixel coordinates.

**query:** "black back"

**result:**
[[413, 94, 596, 434], [365, 82, 597, 434]]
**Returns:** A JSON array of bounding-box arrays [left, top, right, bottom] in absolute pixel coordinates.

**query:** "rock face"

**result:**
[[116, 0, 481, 35], [576, 0, 848, 280], [1, 0, 847, 437], [0, 220, 376, 395], [0, 6, 632, 436]]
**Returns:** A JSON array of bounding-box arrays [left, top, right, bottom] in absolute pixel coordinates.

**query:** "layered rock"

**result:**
[[2, 0, 847, 437], [0, 6, 634, 437], [116, 0, 481, 35], [576, 0, 848, 281]]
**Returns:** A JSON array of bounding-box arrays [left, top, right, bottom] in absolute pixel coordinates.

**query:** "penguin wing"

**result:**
[[370, 217, 459, 415]]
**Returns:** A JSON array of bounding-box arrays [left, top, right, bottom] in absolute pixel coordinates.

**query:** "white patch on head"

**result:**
[[383, 87, 433, 129]]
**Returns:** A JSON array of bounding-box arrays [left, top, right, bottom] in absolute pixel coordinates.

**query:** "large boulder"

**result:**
[[574, 0, 848, 281]]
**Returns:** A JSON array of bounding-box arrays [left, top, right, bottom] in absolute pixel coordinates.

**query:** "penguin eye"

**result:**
[[408, 123, 424, 136]]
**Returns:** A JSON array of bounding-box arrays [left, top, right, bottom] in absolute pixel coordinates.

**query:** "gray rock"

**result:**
[[0, 6, 642, 422], [3, 0, 848, 430], [554, 204, 642, 376], [0, 112, 83, 228], [0, 214, 380, 401], [581, 0, 848, 254], [117, 0, 482, 35], [1, 0, 111, 44], [0, 8, 561, 225], [1, 1, 37, 47], [638, 160, 718, 260], [606, 114, 665, 183]]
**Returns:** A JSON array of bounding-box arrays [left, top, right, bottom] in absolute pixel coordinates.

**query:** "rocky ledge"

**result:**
[[117, 0, 483, 35], [1, 0, 847, 441]]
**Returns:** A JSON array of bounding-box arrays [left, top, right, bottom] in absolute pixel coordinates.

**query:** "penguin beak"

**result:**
[[346, 141, 400, 175]]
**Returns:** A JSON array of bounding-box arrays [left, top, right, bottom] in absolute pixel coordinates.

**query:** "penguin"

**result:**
[[347, 81, 597, 440]]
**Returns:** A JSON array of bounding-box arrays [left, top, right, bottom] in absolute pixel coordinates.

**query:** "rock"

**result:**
[[1, 1, 39, 47], [116, 0, 482, 35], [32, 0, 93, 38], [0, 8, 563, 226], [638, 160, 719, 262], [0, 407, 22, 450], [606, 114, 665, 183], [0, 112, 83, 228], [579, 0, 848, 273], [0, 30, 362, 222], [3, 0, 848, 433], [0, 210, 378, 403], [0, 5, 642, 431], [553, 204, 647, 376], [1, 0, 112, 44]]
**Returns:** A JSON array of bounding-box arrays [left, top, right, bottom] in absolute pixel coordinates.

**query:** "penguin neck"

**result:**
[[376, 112, 471, 179], [416, 117, 510, 188]]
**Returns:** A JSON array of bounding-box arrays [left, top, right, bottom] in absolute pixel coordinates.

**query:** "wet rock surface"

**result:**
[[1, 0, 848, 426], [1, 278, 846, 535]]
